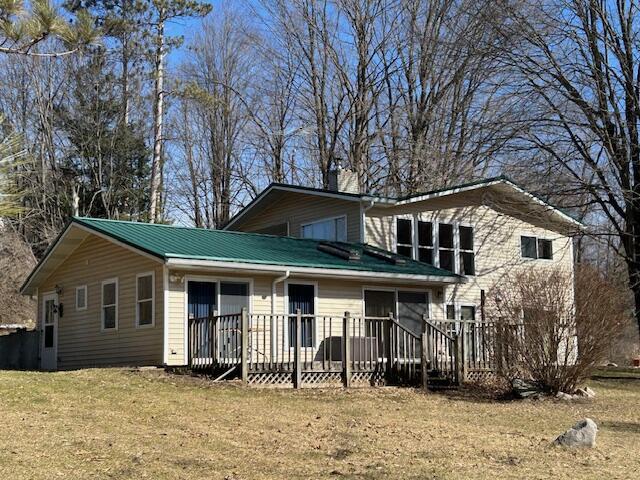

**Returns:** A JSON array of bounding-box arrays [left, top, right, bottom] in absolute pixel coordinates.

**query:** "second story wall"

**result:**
[[365, 204, 574, 311], [230, 192, 362, 242]]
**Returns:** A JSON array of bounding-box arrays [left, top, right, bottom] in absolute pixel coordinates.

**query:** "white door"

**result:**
[[41, 293, 58, 370]]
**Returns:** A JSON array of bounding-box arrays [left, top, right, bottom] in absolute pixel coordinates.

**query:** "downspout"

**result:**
[[272, 270, 290, 355], [360, 199, 375, 244]]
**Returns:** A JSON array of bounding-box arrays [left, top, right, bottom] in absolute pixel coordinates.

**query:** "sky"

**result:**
[[164, 0, 260, 67]]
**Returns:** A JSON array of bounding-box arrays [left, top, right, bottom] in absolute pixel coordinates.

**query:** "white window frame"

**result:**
[[457, 224, 476, 276], [437, 222, 457, 273], [300, 215, 347, 242], [361, 286, 433, 321], [284, 280, 318, 349], [101, 278, 118, 331], [416, 219, 435, 265], [136, 271, 155, 328], [445, 302, 478, 333], [520, 234, 554, 261], [75, 285, 87, 311], [393, 215, 415, 258]]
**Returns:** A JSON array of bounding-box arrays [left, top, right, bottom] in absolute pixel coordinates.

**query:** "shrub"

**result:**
[[486, 266, 627, 394]]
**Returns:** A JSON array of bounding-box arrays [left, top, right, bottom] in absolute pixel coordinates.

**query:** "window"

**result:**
[[287, 283, 315, 348], [521, 236, 553, 260], [538, 239, 553, 259], [417, 221, 434, 264], [136, 273, 154, 327], [44, 299, 55, 348], [459, 226, 475, 275], [75, 285, 87, 311], [460, 305, 476, 321], [396, 218, 413, 258], [446, 304, 456, 320], [101, 279, 118, 330], [438, 223, 455, 272], [301, 216, 346, 242]]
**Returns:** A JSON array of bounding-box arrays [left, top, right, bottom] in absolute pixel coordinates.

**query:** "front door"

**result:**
[[41, 293, 58, 370]]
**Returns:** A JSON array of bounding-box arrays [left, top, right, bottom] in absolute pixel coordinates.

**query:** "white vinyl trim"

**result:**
[[101, 277, 118, 331], [75, 285, 87, 311], [163, 265, 169, 364], [165, 257, 464, 284], [135, 271, 155, 328]]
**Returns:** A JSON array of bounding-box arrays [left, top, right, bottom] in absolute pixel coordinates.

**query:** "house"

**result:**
[[20, 172, 581, 387], [224, 169, 581, 327], [20, 217, 464, 384]]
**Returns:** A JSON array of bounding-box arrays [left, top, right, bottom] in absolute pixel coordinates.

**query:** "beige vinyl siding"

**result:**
[[166, 270, 441, 366], [231, 192, 362, 242], [37, 235, 164, 369], [365, 203, 574, 311]]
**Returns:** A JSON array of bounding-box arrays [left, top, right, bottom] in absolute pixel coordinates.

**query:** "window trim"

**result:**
[[520, 235, 554, 261], [394, 216, 414, 258], [136, 271, 155, 328], [393, 215, 475, 275], [437, 222, 456, 273], [300, 215, 347, 242], [284, 280, 318, 349], [101, 278, 118, 332], [458, 224, 476, 276], [75, 285, 87, 311], [361, 286, 433, 321], [416, 219, 434, 265]]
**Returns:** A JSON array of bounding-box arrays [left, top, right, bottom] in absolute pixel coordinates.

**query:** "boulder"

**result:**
[[556, 391, 575, 401], [575, 387, 596, 398], [554, 418, 598, 448], [512, 378, 543, 399]]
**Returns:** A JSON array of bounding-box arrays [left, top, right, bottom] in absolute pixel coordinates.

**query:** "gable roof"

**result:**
[[21, 217, 462, 295], [223, 176, 583, 231]]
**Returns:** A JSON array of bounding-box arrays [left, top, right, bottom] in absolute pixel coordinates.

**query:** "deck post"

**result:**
[[455, 323, 465, 385], [241, 308, 249, 384], [187, 318, 192, 368], [294, 309, 302, 389], [386, 312, 394, 380], [342, 311, 351, 388], [421, 315, 429, 392]]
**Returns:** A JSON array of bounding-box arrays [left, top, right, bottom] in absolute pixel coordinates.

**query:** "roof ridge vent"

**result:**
[[363, 245, 406, 265], [317, 241, 361, 261]]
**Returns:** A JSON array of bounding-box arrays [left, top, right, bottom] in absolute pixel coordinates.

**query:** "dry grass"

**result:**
[[0, 369, 639, 479]]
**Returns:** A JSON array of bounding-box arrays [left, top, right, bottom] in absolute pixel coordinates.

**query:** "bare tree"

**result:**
[[170, 10, 252, 228], [147, 0, 211, 223], [492, 0, 640, 336]]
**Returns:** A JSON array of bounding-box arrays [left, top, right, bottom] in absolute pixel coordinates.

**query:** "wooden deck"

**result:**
[[188, 310, 499, 388]]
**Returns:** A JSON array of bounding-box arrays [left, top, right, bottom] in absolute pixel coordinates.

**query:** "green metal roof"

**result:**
[[73, 217, 460, 279]]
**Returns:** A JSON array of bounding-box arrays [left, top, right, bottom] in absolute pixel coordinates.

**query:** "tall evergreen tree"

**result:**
[[55, 49, 149, 219]]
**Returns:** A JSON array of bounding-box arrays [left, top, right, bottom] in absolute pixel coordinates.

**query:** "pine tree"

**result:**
[[0, 0, 98, 56], [55, 49, 150, 219]]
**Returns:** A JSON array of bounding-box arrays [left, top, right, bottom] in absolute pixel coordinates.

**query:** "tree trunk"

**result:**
[[149, 10, 166, 223]]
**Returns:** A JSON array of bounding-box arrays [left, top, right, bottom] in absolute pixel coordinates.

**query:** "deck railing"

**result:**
[[188, 309, 501, 388]]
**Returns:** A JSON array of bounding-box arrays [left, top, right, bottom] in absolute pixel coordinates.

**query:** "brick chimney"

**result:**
[[328, 162, 359, 194]]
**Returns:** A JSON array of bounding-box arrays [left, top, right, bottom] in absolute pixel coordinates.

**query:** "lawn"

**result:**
[[0, 369, 639, 479]]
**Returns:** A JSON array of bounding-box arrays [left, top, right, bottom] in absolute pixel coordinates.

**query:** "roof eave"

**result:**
[[165, 257, 464, 284], [395, 178, 584, 229], [223, 183, 390, 230]]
